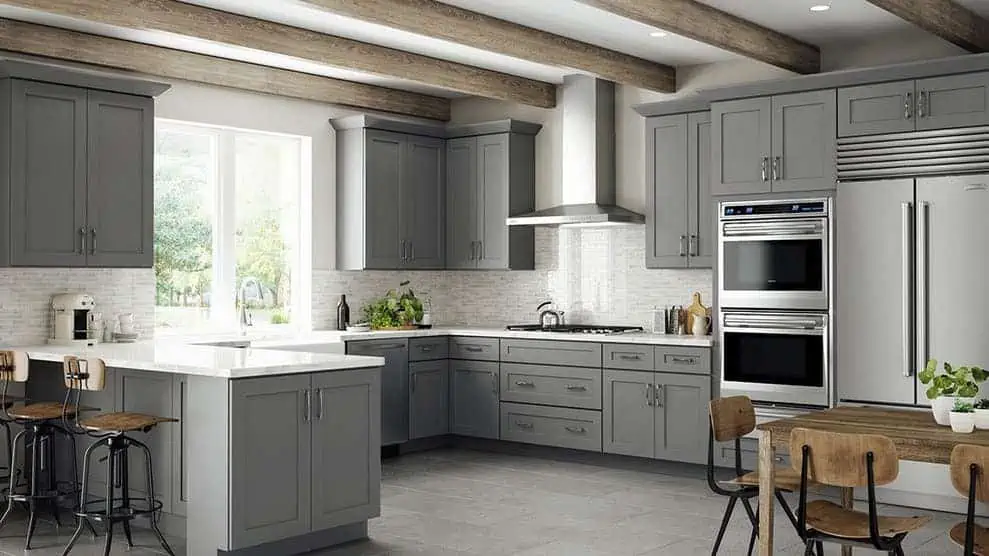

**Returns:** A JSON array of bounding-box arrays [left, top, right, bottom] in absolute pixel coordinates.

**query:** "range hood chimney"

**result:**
[[507, 74, 644, 227]]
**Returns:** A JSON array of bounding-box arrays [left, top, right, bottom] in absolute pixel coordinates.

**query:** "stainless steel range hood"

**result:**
[[506, 75, 644, 227]]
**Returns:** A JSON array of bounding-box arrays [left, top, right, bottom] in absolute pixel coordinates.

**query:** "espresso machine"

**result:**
[[49, 294, 98, 346]]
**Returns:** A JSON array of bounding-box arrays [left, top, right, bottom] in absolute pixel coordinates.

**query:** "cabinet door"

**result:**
[[712, 97, 772, 196], [476, 134, 510, 270], [346, 339, 409, 446], [654, 373, 711, 464], [838, 81, 916, 137], [450, 360, 499, 439], [404, 135, 445, 269], [687, 112, 714, 268], [311, 370, 381, 531], [916, 73, 989, 131], [603, 370, 655, 458], [771, 90, 836, 193], [9, 80, 88, 267], [364, 130, 404, 269], [230, 375, 311, 548], [86, 91, 154, 267], [114, 369, 175, 514], [645, 115, 688, 269], [445, 137, 478, 269], [171, 374, 188, 517], [410, 360, 450, 439]]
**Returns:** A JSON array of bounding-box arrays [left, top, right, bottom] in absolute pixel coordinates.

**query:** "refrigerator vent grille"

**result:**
[[837, 126, 989, 181]]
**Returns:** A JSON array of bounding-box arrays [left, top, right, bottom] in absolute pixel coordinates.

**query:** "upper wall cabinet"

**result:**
[[446, 122, 540, 271], [712, 90, 836, 196], [2, 76, 160, 268], [839, 73, 989, 137], [645, 112, 712, 269]]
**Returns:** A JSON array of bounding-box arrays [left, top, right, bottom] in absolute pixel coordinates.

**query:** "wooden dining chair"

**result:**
[[790, 428, 931, 555], [707, 396, 800, 555], [949, 444, 989, 555]]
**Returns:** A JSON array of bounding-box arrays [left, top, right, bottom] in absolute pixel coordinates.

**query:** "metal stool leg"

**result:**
[[25, 426, 41, 550], [44, 432, 62, 528], [137, 439, 174, 556], [0, 428, 26, 537], [119, 447, 133, 548], [62, 438, 105, 556], [103, 440, 116, 556]]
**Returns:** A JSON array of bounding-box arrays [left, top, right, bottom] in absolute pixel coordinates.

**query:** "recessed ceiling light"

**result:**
[[649, 31, 668, 37], [810, 4, 831, 11]]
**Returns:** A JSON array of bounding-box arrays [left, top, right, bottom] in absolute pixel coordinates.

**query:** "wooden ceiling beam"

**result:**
[[864, 0, 989, 52], [300, 0, 675, 93], [1, 0, 556, 108], [577, 0, 820, 74], [0, 18, 452, 120]]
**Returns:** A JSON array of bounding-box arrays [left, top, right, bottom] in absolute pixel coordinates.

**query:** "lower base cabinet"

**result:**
[[450, 359, 499, 439], [603, 369, 711, 464], [410, 360, 449, 439], [500, 402, 602, 452]]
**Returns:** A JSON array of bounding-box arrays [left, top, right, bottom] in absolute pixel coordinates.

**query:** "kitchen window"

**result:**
[[153, 120, 312, 332]]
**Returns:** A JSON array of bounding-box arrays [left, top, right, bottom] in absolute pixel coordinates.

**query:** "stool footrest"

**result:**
[[76, 498, 163, 523]]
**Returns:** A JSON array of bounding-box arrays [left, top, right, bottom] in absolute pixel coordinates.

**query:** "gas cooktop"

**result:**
[[505, 324, 645, 335]]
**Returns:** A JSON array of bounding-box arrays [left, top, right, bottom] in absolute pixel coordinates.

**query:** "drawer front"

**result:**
[[501, 339, 602, 367], [603, 344, 655, 371], [716, 437, 791, 470], [449, 337, 500, 361], [500, 402, 602, 452], [409, 337, 449, 361], [655, 346, 711, 374], [500, 363, 602, 410]]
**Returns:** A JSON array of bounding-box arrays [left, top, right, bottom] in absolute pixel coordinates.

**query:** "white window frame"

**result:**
[[155, 118, 313, 333]]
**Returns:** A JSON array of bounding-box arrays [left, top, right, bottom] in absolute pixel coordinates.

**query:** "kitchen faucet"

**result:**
[[239, 286, 253, 333]]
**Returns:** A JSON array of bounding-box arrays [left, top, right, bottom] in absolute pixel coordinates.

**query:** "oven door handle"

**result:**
[[722, 222, 824, 236], [722, 325, 825, 336]]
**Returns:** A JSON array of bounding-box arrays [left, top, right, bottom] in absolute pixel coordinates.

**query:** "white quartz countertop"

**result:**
[[9, 341, 384, 379], [330, 326, 714, 347]]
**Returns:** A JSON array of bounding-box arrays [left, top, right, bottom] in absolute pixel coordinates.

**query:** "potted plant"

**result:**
[[974, 399, 989, 430], [363, 281, 425, 330], [919, 359, 989, 426], [950, 400, 976, 434]]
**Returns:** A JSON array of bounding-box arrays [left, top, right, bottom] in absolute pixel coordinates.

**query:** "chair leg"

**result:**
[[64, 438, 105, 555], [119, 448, 133, 548], [136, 439, 174, 556], [25, 427, 40, 550], [44, 433, 62, 528], [740, 496, 759, 528], [893, 544, 905, 556], [815, 540, 824, 556], [102, 521, 113, 556], [712, 496, 738, 556], [776, 490, 800, 530], [61, 519, 86, 556], [746, 508, 759, 556], [0, 428, 26, 537], [804, 539, 815, 556]]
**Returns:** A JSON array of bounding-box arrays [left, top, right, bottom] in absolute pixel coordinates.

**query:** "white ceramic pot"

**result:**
[[974, 408, 989, 430], [932, 396, 975, 426], [951, 411, 976, 433]]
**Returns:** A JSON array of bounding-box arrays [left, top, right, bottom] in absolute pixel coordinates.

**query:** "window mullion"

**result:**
[[214, 130, 238, 328]]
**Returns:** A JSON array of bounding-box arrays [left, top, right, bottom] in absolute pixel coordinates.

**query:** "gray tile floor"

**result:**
[[0, 447, 964, 555]]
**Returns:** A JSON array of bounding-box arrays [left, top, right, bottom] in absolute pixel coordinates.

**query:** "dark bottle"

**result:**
[[336, 295, 350, 331]]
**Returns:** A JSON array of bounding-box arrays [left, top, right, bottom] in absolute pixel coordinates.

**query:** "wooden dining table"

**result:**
[[757, 406, 989, 556]]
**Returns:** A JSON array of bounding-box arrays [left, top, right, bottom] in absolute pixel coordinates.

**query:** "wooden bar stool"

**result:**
[[949, 444, 989, 555], [59, 356, 177, 556], [0, 350, 90, 550], [707, 396, 802, 555], [790, 428, 931, 555]]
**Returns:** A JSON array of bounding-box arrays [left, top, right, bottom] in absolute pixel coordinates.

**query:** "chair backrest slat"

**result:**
[[790, 428, 899, 487], [709, 396, 756, 442], [0, 350, 29, 383], [951, 444, 989, 502], [63, 356, 106, 392]]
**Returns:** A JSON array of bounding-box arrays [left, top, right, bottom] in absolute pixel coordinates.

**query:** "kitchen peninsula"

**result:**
[[14, 342, 384, 556]]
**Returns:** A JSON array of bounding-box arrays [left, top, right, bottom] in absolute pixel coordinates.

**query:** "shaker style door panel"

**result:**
[[712, 97, 772, 196], [445, 137, 478, 269], [86, 91, 154, 267], [9, 80, 88, 267], [603, 370, 655, 458], [476, 134, 511, 270], [410, 360, 450, 439], [916, 73, 989, 131], [645, 115, 689, 269], [363, 130, 405, 269], [653, 372, 710, 464], [771, 90, 837, 193], [838, 81, 916, 137], [346, 339, 409, 446], [688, 112, 714, 268], [404, 135, 445, 269], [450, 360, 499, 439]]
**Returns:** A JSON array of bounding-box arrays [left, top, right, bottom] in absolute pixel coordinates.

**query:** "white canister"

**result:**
[[691, 315, 709, 336], [118, 313, 135, 334]]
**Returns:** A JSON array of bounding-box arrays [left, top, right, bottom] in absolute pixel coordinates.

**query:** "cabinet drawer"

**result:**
[[499, 363, 601, 410], [409, 337, 449, 361], [716, 437, 791, 470], [500, 402, 602, 452], [501, 339, 602, 367], [346, 339, 409, 354], [603, 344, 655, 371], [449, 337, 499, 361], [655, 346, 711, 374]]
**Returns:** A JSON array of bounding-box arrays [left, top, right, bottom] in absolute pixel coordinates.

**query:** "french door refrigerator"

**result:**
[[837, 175, 989, 407]]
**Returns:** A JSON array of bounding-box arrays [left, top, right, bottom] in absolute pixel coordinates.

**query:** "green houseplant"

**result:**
[[950, 400, 976, 434], [919, 359, 989, 426], [362, 281, 424, 330]]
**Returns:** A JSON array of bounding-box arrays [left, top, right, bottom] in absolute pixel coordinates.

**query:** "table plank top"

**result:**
[[756, 406, 989, 464]]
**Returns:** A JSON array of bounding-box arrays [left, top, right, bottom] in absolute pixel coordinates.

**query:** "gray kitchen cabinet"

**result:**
[[915, 72, 989, 131], [500, 403, 602, 452], [500, 338, 602, 368], [114, 369, 176, 514], [346, 339, 409, 446], [410, 359, 450, 439], [449, 337, 500, 361], [450, 359, 499, 439], [645, 111, 712, 269], [404, 135, 445, 269], [409, 337, 449, 361], [838, 81, 915, 137], [771, 89, 837, 193], [712, 97, 772, 196], [499, 363, 602, 410], [362, 130, 405, 269], [445, 137, 477, 270], [603, 370, 654, 458]]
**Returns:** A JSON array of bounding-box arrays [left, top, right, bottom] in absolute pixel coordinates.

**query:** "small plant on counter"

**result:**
[[953, 400, 974, 413], [951, 400, 977, 433], [362, 281, 425, 330], [921, 359, 989, 426]]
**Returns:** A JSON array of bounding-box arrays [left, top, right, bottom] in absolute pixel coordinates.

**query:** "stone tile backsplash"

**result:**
[[313, 227, 713, 330]]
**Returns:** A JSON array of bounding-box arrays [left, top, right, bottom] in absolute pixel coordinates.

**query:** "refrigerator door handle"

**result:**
[[901, 202, 915, 377], [917, 201, 930, 378]]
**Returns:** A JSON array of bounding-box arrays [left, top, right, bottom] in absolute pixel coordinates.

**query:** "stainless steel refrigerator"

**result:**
[[837, 175, 989, 407]]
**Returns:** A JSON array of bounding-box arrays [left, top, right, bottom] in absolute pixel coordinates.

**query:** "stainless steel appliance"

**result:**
[[718, 199, 831, 311], [536, 301, 565, 328], [49, 293, 98, 346], [720, 311, 831, 407], [505, 324, 644, 335], [837, 175, 989, 407]]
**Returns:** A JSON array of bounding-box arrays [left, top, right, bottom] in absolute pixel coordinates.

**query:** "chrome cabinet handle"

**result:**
[[905, 92, 914, 119], [420, 345, 433, 352], [670, 356, 697, 364], [478, 241, 483, 260], [514, 379, 534, 387], [917, 201, 930, 379], [654, 385, 664, 407], [316, 388, 323, 420], [678, 235, 687, 257], [772, 156, 781, 181], [688, 235, 698, 257], [89, 228, 96, 254], [464, 346, 483, 353], [760, 157, 768, 181], [364, 343, 405, 351], [618, 354, 642, 361], [918, 91, 927, 118], [411, 373, 417, 393], [303, 389, 311, 422], [491, 371, 498, 395], [564, 426, 586, 434], [515, 421, 534, 429], [645, 383, 653, 406], [469, 241, 475, 261], [901, 201, 915, 378], [78, 227, 86, 255], [565, 384, 587, 392]]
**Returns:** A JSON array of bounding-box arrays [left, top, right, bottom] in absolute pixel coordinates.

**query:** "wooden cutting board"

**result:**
[[686, 292, 709, 334]]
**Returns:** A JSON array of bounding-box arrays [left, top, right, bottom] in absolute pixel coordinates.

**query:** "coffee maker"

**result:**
[[49, 294, 98, 346]]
